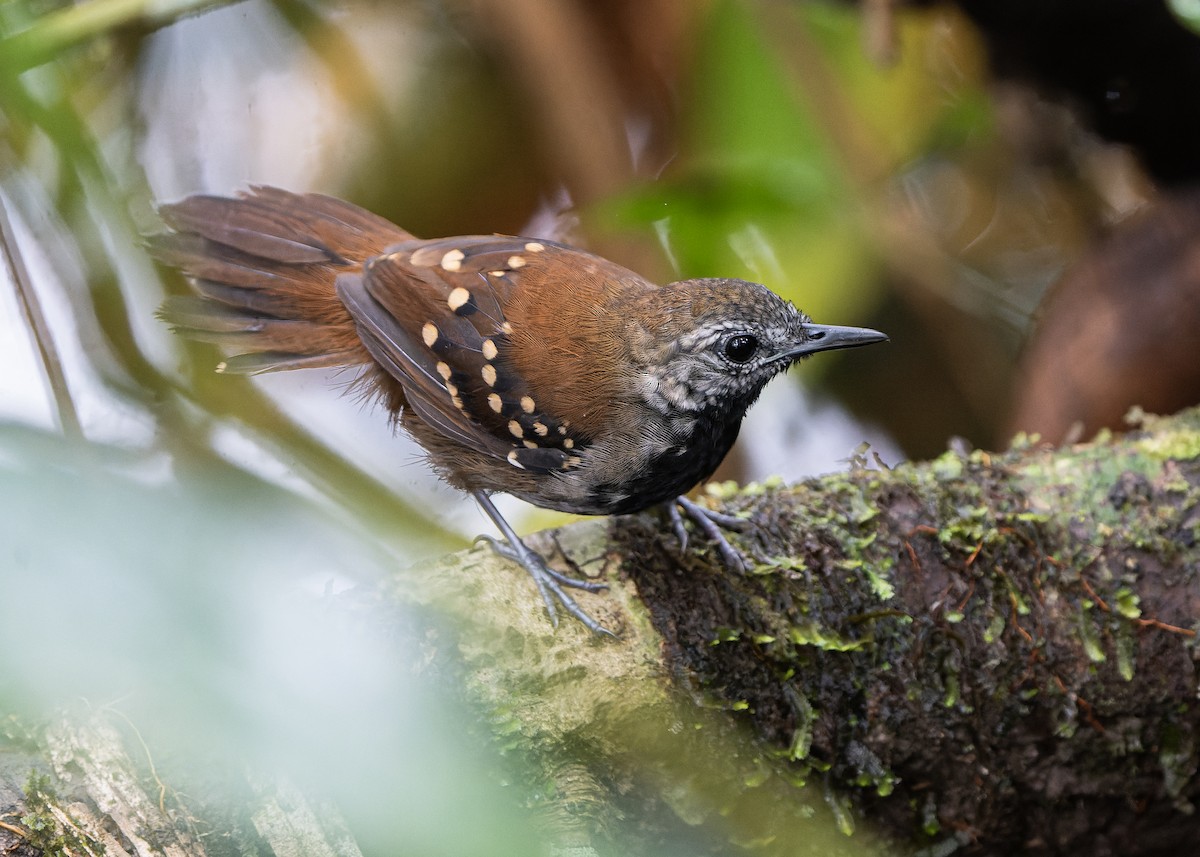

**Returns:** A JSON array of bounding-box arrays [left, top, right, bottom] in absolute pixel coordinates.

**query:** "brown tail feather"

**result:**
[[153, 186, 411, 373]]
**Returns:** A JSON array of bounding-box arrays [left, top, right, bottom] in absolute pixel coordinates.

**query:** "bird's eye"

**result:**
[[722, 334, 759, 364]]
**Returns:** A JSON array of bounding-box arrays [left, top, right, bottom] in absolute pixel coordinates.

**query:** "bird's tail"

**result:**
[[152, 185, 410, 374]]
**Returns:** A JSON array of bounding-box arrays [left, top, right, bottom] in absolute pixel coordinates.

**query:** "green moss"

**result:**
[[704, 479, 746, 501], [942, 672, 959, 708], [789, 623, 871, 652], [1116, 625, 1136, 682], [1114, 588, 1141, 619], [930, 451, 963, 481], [983, 612, 1005, 644], [920, 793, 941, 836], [864, 567, 895, 601], [20, 770, 104, 857], [1135, 425, 1200, 463], [711, 627, 742, 645], [787, 692, 816, 762], [1158, 724, 1196, 805], [1078, 610, 1107, 664]]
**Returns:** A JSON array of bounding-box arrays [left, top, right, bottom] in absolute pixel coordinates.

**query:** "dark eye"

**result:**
[[722, 334, 759, 364]]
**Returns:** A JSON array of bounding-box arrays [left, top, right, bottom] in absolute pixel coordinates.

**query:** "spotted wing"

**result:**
[[336, 236, 581, 473]]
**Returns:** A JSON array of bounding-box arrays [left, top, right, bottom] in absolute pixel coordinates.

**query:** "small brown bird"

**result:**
[[154, 186, 886, 634]]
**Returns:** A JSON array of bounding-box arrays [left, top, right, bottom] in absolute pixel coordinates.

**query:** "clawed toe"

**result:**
[[671, 495, 751, 574], [471, 503, 616, 637]]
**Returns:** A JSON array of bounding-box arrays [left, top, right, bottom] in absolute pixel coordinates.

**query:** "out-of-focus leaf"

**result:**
[[1169, 0, 1200, 35], [598, 1, 992, 339], [0, 423, 539, 857], [0, 0, 229, 74], [598, 0, 875, 328], [803, 2, 992, 162]]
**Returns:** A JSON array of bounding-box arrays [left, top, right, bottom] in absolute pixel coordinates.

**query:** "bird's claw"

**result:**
[[671, 495, 751, 574], [666, 502, 690, 552], [475, 534, 616, 637]]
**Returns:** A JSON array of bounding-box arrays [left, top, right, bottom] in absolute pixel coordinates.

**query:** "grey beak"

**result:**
[[783, 323, 888, 360]]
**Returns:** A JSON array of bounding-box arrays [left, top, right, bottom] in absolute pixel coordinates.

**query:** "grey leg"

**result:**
[[473, 492, 615, 637]]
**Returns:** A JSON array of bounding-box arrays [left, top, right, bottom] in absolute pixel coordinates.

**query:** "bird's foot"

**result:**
[[668, 495, 752, 574], [472, 491, 615, 637], [475, 534, 616, 637]]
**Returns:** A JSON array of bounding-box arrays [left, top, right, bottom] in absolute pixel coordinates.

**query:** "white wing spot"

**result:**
[[436, 362, 452, 381], [441, 249, 465, 271], [481, 364, 497, 386], [447, 287, 470, 310], [532, 421, 549, 436], [520, 396, 536, 413], [409, 247, 440, 266], [422, 322, 438, 347], [508, 420, 524, 438], [507, 255, 526, 269], [524, 242, 545, 253], [481, 339, 498, 360], [523, 440, 539, 449], [563, 438, 574, 449], [507, 450, 525, 469], [488, 393, 503, 413], [501, 322, 514, 335]]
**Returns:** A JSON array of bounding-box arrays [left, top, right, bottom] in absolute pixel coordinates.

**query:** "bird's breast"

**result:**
[[537, 408, 743, 516]]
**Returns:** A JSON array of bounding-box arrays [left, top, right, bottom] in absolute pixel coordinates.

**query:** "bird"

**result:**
[[152, 186, 887, 635]]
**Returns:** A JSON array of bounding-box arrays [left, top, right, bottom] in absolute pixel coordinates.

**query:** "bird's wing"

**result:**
[[337, 237, 583, 473]]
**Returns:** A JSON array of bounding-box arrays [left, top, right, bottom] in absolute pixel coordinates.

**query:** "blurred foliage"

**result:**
[[598, 0, 992, 328], [0, 423, 541, 857], [1171, 0, 1200, 34]]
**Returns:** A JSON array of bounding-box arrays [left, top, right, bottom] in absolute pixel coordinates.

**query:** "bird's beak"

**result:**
[[779, 323, 888, 361]]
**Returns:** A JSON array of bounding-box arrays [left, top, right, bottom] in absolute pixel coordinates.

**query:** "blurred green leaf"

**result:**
[[1169, 0, 1200, 35], [0, 423, 540, 857], [0, 0, 230, 74], [598, 0, 992, 336], [598, 0, 874, 327]]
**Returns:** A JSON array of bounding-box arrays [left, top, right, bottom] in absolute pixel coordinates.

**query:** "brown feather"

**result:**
[[153, 187, 408, 373], [502, 246, 655, 438]]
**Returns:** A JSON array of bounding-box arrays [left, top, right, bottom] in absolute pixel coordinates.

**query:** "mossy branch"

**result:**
[[415, 406, 1200, 856]]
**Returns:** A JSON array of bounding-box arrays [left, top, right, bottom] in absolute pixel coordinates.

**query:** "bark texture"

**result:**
[[616, 409, 1200, 855], [0, 713, 363, 857]]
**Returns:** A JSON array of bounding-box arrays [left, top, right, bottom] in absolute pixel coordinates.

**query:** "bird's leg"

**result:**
[[473, 492, 615, 637], [670, 495, 752, 574]]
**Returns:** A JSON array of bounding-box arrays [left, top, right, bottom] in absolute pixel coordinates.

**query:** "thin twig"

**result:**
[[0, 191, 83, 439]]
